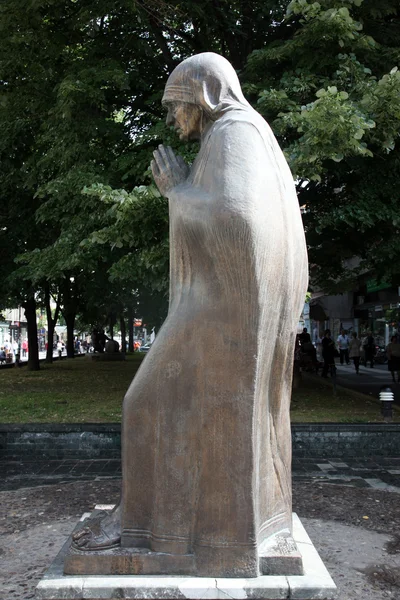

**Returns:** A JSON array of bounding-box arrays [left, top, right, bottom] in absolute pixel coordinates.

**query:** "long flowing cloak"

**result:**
[[120, 53, 308, 577]]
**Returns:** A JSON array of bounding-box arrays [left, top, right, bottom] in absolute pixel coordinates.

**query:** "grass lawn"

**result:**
[[0, 355, 143, 423], [0, 355, 397, 423]]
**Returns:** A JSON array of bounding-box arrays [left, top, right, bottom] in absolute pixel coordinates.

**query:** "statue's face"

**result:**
[[165, 101, 203, 141]]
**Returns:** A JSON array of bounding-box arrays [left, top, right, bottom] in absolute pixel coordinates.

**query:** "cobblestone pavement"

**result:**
[[0, 459, 400, 600], [1, 457, 400, 492]]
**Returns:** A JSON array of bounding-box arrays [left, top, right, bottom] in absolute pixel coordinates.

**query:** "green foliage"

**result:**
[[245, 0, 400, 289], [1, 0, 400, 319], [81, 183, 169, 293], [3, 0, 283, 326], [271, 85, 376, 180]]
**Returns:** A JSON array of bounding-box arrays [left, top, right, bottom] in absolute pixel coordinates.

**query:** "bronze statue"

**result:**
[[71, 52, 308, 578]]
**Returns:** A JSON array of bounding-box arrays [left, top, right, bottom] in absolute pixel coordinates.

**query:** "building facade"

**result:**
[[0, 308, 28, 349]]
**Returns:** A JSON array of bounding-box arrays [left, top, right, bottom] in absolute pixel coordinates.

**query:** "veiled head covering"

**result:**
[[162, 52, 251, 121]]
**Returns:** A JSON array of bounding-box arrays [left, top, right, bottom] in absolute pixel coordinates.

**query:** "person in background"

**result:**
[[0, 347, 6, 364], [387, 335, 400, 384], [57, 339, 63, 359], [363, 332, 375, 368], [22, 339, 28, 357], [321, 329, 336, 378], [337, 329, 350, 365], [299, 327, 311, 346], [349, 332, 362, 374]]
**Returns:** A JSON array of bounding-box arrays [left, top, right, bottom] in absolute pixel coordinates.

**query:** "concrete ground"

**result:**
[[1, 457, 400, 492], [1, 459, 400, 599]]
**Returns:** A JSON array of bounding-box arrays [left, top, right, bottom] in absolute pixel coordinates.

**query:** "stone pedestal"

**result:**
[[64, 509, 303, 578], [35, 513, 337, 600]]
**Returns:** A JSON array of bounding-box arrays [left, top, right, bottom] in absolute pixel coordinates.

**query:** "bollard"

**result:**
[[380, 386, 394, 422]]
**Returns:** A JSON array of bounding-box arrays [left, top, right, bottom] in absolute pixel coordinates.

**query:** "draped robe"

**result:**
[[120, 54, 308, 578]]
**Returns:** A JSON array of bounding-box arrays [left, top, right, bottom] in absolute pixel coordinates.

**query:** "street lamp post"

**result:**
[[379, 386, 394, 422]]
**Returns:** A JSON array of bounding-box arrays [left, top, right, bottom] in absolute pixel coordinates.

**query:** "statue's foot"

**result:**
[[72, 505, 121, 551]]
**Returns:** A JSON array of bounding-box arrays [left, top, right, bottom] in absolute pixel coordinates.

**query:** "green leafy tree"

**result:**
[[2, 0, 400, 342], [3, 0, 292, 337], [244, 0, 400, 290]]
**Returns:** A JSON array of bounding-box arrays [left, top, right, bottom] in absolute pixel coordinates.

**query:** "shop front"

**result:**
[[355, 302, 400, 346], [0, 321, 9, 347]]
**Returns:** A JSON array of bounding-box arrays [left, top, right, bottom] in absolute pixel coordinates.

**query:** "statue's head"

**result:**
[[162, 52, 250, 141], [164, 101, 204, 141]]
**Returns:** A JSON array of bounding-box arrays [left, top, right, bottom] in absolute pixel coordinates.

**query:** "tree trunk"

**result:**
[[128, 312, 134, 352], [109, 315, 114, 340], [292, 364, 302, 391], [120, 316, 126, 354], [65, 313, 75, 358], [24, 295, 40, 371], [60, 274, 79, 359], [46, 325, 54, 362], [44, 284, 60, 363]]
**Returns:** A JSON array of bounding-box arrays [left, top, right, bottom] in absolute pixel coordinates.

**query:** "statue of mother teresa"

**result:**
[[72, 53, 308, 578]]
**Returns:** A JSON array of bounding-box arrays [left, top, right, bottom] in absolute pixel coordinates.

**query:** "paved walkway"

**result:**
[[1, 456, 400, 492], [316, 361, 400, 404], [1, 458, 400, 599]]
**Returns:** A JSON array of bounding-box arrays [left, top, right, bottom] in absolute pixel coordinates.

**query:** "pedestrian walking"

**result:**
[[348, 332, 361, 374], [57, 340, 63, 359], [387, 335, 400, 383], [337, 329, 350, 365], [299, 327, 311, 346], [363, 332, 375, 368], [22, 339, 28, 357], [321, 329, 336, 378], [0, 347, 6, 364]]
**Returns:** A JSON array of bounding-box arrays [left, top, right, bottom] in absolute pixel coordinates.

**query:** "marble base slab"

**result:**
[[35, 513, 336, 599]]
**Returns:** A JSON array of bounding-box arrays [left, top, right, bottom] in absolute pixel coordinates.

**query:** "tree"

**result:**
[[243, 0, 400, 290], [64, 0, 400, 299], [2, 0, 399, 334], [2, 1, 297, 337], [43, 284, 61, 363]]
